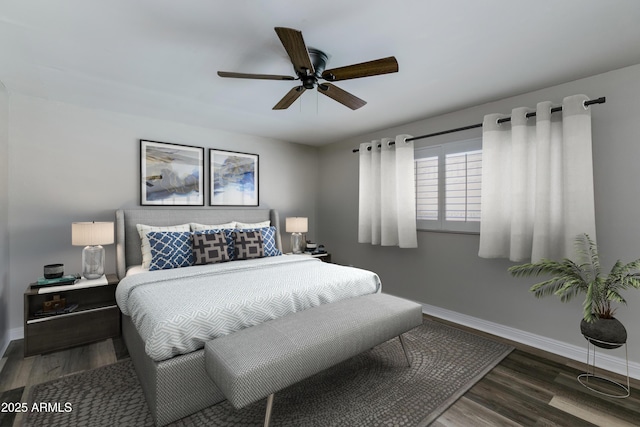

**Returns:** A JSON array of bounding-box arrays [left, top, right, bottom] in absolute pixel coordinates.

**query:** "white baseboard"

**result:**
[[1, 326, 23, 357], [3, 307, 637, 381], [421, 302, 640, 380]]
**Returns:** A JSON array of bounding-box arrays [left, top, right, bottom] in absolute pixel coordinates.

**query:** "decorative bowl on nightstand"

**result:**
[[43, 263, 64, 279]]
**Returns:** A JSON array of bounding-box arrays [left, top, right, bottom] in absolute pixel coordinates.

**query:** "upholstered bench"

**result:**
[[204, 292, 423, 426]]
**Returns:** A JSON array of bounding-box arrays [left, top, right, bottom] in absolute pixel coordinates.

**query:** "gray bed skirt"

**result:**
[[122, 315, 226, 426]]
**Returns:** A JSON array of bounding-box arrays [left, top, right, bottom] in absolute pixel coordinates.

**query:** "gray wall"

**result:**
[[5, 64, 640, 368], [0, 82, 8, 354], [6, 93, 319, 336], [318, 63, 640, 365]]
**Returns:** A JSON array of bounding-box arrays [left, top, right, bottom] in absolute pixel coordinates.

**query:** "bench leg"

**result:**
[[398, 334, 411, 367], [264, 393, 275, 427]]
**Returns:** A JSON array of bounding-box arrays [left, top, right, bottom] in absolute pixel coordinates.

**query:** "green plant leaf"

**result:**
[[510, 232, 640, 322]]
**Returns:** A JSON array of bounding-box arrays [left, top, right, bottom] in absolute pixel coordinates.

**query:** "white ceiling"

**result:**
[[1, 0, 640, 146]]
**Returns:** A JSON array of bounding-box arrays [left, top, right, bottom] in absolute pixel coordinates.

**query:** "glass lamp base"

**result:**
[[82, 245, 105, 279], [291, 233, 304, 254]]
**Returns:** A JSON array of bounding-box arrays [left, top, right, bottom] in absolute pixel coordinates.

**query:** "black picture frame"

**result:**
[[140, 139, 205, 206], [209, 149, 259, 206]]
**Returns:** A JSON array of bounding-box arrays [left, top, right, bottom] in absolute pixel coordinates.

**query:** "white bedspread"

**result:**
[[116, 255, 381, 361]]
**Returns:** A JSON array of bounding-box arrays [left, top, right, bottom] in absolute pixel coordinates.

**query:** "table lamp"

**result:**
[[285, 217, 308, 254], [72, 221, 114, 279]]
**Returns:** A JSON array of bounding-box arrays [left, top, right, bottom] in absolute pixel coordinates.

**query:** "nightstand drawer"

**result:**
[[24, 306, 120, 356]]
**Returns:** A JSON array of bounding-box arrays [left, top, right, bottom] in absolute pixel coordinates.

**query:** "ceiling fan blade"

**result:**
[[322, 56, 398, 81], [217, 71, 295, 81], [274, 27, 314, 75], [273, 86, 306, 110], [317, 83, 366, 110]]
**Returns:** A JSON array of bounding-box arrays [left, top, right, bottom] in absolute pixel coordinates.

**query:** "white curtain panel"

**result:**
[[358, 135, 418, 248], [478, 94, 596, 262], [358, 142, 373, 243]]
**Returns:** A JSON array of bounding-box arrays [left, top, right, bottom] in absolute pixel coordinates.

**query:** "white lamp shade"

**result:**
[[72, 222, 114, 246], [286, 217, 308, 233]]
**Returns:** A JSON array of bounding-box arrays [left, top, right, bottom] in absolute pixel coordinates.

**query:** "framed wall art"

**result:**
[[140, 139, 205, 206], [209, 149, 259, 206]]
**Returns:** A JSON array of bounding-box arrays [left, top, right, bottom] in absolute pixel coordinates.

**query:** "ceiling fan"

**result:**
[[217, 27, 398, 110]]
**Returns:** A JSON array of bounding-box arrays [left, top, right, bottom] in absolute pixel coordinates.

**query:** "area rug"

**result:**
[[25, 320, 512, 426]]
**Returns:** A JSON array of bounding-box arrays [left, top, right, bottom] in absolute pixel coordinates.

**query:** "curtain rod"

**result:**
[[352, 96, 606, 153]]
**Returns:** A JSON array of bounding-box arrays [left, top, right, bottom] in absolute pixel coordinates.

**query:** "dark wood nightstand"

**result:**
[[23, 274, 121, 356]]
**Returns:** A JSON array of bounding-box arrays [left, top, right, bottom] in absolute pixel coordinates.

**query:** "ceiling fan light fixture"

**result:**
[[302, 78, 315, 89]]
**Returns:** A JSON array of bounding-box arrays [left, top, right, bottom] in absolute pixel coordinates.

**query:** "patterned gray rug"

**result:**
[[25, 320, 512, 426]]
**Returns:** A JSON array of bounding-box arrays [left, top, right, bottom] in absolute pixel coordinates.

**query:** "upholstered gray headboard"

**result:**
[[115, 208, 281, 280]]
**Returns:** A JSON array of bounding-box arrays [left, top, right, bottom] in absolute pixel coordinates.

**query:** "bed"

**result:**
[[114, 208, 382, 425]]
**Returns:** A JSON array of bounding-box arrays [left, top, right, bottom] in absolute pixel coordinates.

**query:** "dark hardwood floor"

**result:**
[[1, 317, 638, 426], [429, 316, 640, 427]]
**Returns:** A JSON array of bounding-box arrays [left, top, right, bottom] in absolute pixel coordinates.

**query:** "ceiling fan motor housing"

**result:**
[[299, 48, 328, 89]]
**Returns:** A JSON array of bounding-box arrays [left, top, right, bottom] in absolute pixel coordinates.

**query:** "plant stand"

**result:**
[[577, 335, 630, 398]]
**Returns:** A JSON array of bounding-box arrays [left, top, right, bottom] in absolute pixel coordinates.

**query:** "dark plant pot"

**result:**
[[580, 317, 627, 349]]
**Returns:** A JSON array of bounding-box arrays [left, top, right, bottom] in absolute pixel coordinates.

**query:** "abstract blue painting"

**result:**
[[140, 140, 204, 206], [210, 149, 259, 206]]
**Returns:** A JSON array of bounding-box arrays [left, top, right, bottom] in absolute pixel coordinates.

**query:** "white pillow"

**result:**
[[126, 265, 148, 277], [136, 223, 190, 268], [235, 220, 271, 230], [190, 222, 236, 232]]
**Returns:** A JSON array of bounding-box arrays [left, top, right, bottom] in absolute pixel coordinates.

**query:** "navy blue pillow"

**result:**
[[148, 231, 194, 271]]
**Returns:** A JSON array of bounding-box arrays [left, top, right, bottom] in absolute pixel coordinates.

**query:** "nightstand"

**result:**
[[23, 274, 121, 356], [310, 253, 332, 263]]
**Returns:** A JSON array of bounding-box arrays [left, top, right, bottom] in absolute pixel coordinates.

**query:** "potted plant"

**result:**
[[509, 233, 640, 349]]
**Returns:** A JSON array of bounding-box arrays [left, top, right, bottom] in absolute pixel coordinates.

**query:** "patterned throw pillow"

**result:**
[[197, 229, 235, 260], [148, 231, 194, 271], [239, 226, 282, 257], [232, 230, 265, 260], [137, 223, 190, 268], [192, 232, 230, 265]]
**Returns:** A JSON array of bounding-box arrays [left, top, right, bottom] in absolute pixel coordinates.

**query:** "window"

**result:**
[[415, 137, 482, 232]]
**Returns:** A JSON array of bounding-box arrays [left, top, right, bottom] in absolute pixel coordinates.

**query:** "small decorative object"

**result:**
[[286, 217, 308, 254], [35, 274, 79, 288], [43, 295, 66, 312], [313, 244, 327, 255], [43, 263, 64, 279], [509, 233, 640, 348], [72, 221, 115, 279], [305, 241, 317, 253], [210, 149, 259, 206], [140, 140, 205, 206]]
